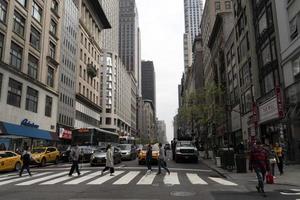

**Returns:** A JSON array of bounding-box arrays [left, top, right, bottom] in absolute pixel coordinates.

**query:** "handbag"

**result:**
[[269, 158, 276, 164], [266, 173, 274, 184]]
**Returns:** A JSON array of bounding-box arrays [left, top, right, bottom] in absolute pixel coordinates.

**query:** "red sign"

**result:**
[[59, 128, 72, 140], [275, 85, 285, 118]]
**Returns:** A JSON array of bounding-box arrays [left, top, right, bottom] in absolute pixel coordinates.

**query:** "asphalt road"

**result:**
[[0, 151, 299, 200]]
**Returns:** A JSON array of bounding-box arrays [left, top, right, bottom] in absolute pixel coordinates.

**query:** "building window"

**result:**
[[47, 66, 54, 87], [10, 42, 23, 70], [7, 78, 22, 107], [225, 1, 231, 9], [45, 95, 52, 117], [32, 1, 42, 23], [261, 43, 271, 66], [0, 33, 3, 60], [50, 19, 57, 36], [49, 41, 56, 59], [263, 72, 274, 93], [13, 11, 25, 37], [106, 117, 111, 125], [258, 12, 267, 35], [241, 88, 252, 113], [25, 87, 38, 112], [28, 54, 38, 79], [290, 14, 299, 40], [215, 2, 221, 11], [0, 0, 7, 24], [17, 0, 27, 7], [30, 26, 40, 50], [292, 55, 300, 78], [51, 0, 58, 13], [0, 73, 2, 99]]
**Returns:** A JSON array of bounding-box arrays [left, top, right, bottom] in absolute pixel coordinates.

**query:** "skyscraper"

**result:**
[[183, 0, 204, 72], [141, 61, 156, 112]]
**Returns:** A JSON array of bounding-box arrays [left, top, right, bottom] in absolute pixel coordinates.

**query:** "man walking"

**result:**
[[68, 144, 81, 176], [101, 144, 114, 176], [249, 140, 270, 196], [157, 143, 170, 175], [19, 146, 32, 177], [146, 144, 152, 174]]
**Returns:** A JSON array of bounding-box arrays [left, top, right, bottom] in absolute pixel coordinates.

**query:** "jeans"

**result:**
[[69, 160, 80, 175], [277, 157, 284, 174], [254, 167, 266, 191], [146, 157, 152, 170], [19, 164, 31, 176], [157, 159, 170, 174]]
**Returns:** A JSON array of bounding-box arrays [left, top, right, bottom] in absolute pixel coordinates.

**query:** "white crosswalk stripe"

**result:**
[[87, 171, 124, 185], [113, 171, 140, 185], [136, 173, 156, 185], [16, 171, 69, 185], [0, 172, 52, 186], [40, 171, 90, 185], [64, 171, 102, 185], [208, 177, 237, 186], [0, 173, 32, 181], [0, 170, 240, 186], [164, 172, 180, 185], [186, 173, 208, 185]]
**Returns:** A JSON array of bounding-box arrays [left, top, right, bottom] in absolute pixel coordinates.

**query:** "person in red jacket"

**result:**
[[249, 140, 270, 196]]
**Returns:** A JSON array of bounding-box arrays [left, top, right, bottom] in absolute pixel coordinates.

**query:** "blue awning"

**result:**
[[0, 122, 56, 141]]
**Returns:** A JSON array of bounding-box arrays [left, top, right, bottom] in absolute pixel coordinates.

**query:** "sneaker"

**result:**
[[78, 173, 81, 176], [110, 173, 114, 176]]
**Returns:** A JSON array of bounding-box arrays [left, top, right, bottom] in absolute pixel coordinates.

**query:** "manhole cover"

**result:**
[[170, 191, 196, 197]]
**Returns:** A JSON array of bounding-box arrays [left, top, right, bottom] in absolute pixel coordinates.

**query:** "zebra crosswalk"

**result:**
[[0, 170, 238, 187]]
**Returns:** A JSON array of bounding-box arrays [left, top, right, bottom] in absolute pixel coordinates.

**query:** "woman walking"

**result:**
[[157, 143, 170, 175], [146, 144, 152, 174], [101, 144, 114, 176], [274, 143, 284, 175]]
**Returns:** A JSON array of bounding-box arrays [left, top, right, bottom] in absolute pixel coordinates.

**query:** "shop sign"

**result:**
[[275, 86, 285, 118], [20, 119, 39, 129], [259, 97, 279, 123], [59, 128, 72, 140]]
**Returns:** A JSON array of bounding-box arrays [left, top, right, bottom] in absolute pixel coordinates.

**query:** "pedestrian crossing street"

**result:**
[[0, 170, 238, 187]]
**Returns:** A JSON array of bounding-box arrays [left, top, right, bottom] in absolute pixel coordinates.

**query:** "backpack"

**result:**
[[22, 153, 30, 163]]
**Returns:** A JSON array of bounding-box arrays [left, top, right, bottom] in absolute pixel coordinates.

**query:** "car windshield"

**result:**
[[178, 142, 194, 147], [32, 148, 46, 153], [118, 144, 131, 150], [95, 147, 106, 153]]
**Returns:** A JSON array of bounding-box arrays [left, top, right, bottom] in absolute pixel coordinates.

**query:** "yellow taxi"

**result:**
[[138, 144, 159, 165], [31, 147, 60, 167], [0, 151, 23, 172]]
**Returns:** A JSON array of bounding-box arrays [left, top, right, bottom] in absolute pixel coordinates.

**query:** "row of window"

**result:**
[[58, 113, 73, 127], [62, 55, 75, 72], [59, 92, 74, 107], [79, 65, 99, 89], [78, 82, 99, 105], [215, 1, 231, 11], [0, 75, 52, 117], [60, 73, 75, 89]]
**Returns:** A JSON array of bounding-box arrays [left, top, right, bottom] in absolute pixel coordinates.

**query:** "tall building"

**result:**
[[57, 0, 79, 139], [74, 0, 111, 128], [157, 120, 167, 143], [0, 0, 63, 149], [141, 61, 156, 111], [183, 0, 204, 72], [119, 0, 141, 95]]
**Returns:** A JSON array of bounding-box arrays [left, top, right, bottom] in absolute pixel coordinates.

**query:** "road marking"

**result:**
[[16, 171, 68, 185], [64, 171, 102, 185], [291, 189, 300, 192], [87, 171, 124, 185], [113, 171, 140, 185], [40, 171, 90, 185], [186, 173, 208, 185], [137, 173, 156, 185], [0, 173, 34, 181], [0, 172, 52, 186], [208, 177, 237, 186], [280, 192, 300, 195], [164, 172, 180, 185]]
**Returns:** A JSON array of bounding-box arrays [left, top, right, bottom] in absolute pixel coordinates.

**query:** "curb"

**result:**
[[200, 158, 228, 179]]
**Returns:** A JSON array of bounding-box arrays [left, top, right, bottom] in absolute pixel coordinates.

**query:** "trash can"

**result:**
[[235, 154, 247, 173]]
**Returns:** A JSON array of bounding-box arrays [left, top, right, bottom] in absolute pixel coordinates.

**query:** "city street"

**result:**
[[0, 151, 299, 200]]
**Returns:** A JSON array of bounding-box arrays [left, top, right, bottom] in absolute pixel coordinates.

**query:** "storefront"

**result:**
[[0, 120, 58, 151]]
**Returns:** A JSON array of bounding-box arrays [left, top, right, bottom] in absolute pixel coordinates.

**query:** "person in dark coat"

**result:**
[[146, 144, 152, 174], [249, 140, 270, 196], [19, 146, 32, 177], [68, 144, 81, 176]]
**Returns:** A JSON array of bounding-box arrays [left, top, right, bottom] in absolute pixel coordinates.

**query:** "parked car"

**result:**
[[0, 151, 22, 172], [175, 141, 198, 163], [78, 146, 98, 162], [138, 145, 159, 165], [90, 146, 122, 166], [31, 147, 60, 166], [58, 146, 71, 163], [118, 144, 136, 160]]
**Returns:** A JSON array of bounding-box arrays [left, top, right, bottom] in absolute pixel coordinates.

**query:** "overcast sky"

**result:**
[[136, 0, 185, 142]]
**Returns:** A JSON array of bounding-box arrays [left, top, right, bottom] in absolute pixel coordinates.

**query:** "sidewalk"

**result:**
[[200, 157, 300, 187]]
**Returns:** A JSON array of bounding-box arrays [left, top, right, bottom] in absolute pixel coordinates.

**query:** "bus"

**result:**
[[119, 136, 135, 145], [71, 128, 119, 162], [72, 128, 119, 146]]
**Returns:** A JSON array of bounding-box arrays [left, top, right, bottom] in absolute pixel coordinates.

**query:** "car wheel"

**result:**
[[54, 156, 59, 164], [41, 158, 46, 167], [15, 162, 21, 171]]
